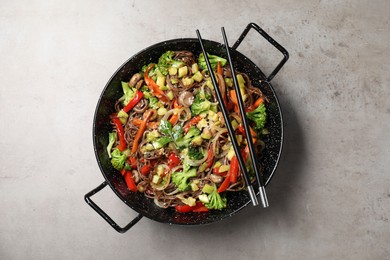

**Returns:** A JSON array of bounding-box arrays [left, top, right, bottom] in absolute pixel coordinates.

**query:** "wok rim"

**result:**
[[92, 38, 283, 225]]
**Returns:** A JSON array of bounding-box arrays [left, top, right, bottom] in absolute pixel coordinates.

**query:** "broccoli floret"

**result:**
[[246, 103, 267, 131], [198, 53, 227, 71], [175, 126, 201, 148], [106, 132, 117, 158], [205, 185, 227, 210], [110, 148, 127, 170], [191, 87, 212, 116], [171, 168, 197, 191], [157, 51, 185, 75], [185, 126, 201, 139], [191, 92, 211, 115], [141, 63, 155, 74], [148, 96, 159, 109], [188, 147, 204, 160], [123, 163, 132, 171], [121, 81, 137, 106]]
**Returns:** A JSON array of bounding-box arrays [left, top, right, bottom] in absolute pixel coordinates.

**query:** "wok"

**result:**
[[85, 23, 289, 233]]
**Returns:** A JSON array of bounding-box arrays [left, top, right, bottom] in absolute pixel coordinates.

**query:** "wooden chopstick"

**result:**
[[221, 27, 269, 208], [196, 29, 259, 207]]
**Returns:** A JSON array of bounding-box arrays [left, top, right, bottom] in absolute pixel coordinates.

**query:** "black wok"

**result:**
[[85, 23, 288, 233]]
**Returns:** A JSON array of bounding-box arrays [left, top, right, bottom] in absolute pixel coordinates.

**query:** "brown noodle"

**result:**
[[110, 50, 265, 209]]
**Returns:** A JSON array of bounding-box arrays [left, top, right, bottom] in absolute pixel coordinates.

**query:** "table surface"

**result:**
[[1, 0, 389, 259]]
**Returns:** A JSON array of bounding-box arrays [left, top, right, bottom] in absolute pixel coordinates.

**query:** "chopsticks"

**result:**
[[221, 27, 268, 208], [196, 30, 259, 207], [196, 28, 269, 208]]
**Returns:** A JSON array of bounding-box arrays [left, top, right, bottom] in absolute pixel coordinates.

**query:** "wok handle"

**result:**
[[232, 22, 289, 82], [84, 181, 143, 233]]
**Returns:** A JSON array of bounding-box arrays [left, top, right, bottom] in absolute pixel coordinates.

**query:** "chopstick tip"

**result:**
[[247, 185, 259, 206], [259, 186, 269, 208]]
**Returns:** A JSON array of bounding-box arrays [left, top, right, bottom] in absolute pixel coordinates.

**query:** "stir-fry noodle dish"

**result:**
[[106, 51, 268, 213]]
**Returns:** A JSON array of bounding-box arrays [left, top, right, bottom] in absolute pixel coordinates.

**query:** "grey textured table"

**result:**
[[1, 0, 389, 259]]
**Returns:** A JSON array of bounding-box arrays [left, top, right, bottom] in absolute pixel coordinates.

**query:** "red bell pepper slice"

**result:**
[[206, 148, 214, 169], [217, 61, 223, 76], [175, 202, 209, 213], [237, 125, 245, 136], [229, 90, 241, 115], [193, 202, 209, 212], [169, 99, 182, 125], [121, 169, 137, 192], [169, 114, 179, 125], [226, 101, 234, 111], [168, 153, 181, 169], [140, 164, 151, 176], [144, 64, 169, 103], [242, 145, 249, 164], [246, 97, 264, 112], [183, 116, 202, 133], [127, 157, 138, 169], [213, 167, 228, 177], [193, 206, 209, 212], [229, 156, 239, 183], [173, 98, 180, 108], [149, 159, 158, 167], [175, 204, 193, 213], [132, 120, 146, 154], [122, 91, 143, 113], [111, 115, 127, 151], [131, 110, 153, 154], [217, 173, 231, 193], [237, 124, 257, 144]]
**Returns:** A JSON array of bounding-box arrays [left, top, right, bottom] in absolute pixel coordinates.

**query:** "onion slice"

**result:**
[[185, 151, 208, 166]]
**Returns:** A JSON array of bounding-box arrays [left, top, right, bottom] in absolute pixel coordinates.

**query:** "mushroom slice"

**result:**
[[178, 91, 194, 107]]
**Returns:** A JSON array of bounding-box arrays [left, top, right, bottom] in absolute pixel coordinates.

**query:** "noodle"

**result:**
[[107, 50, 268, 212]]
